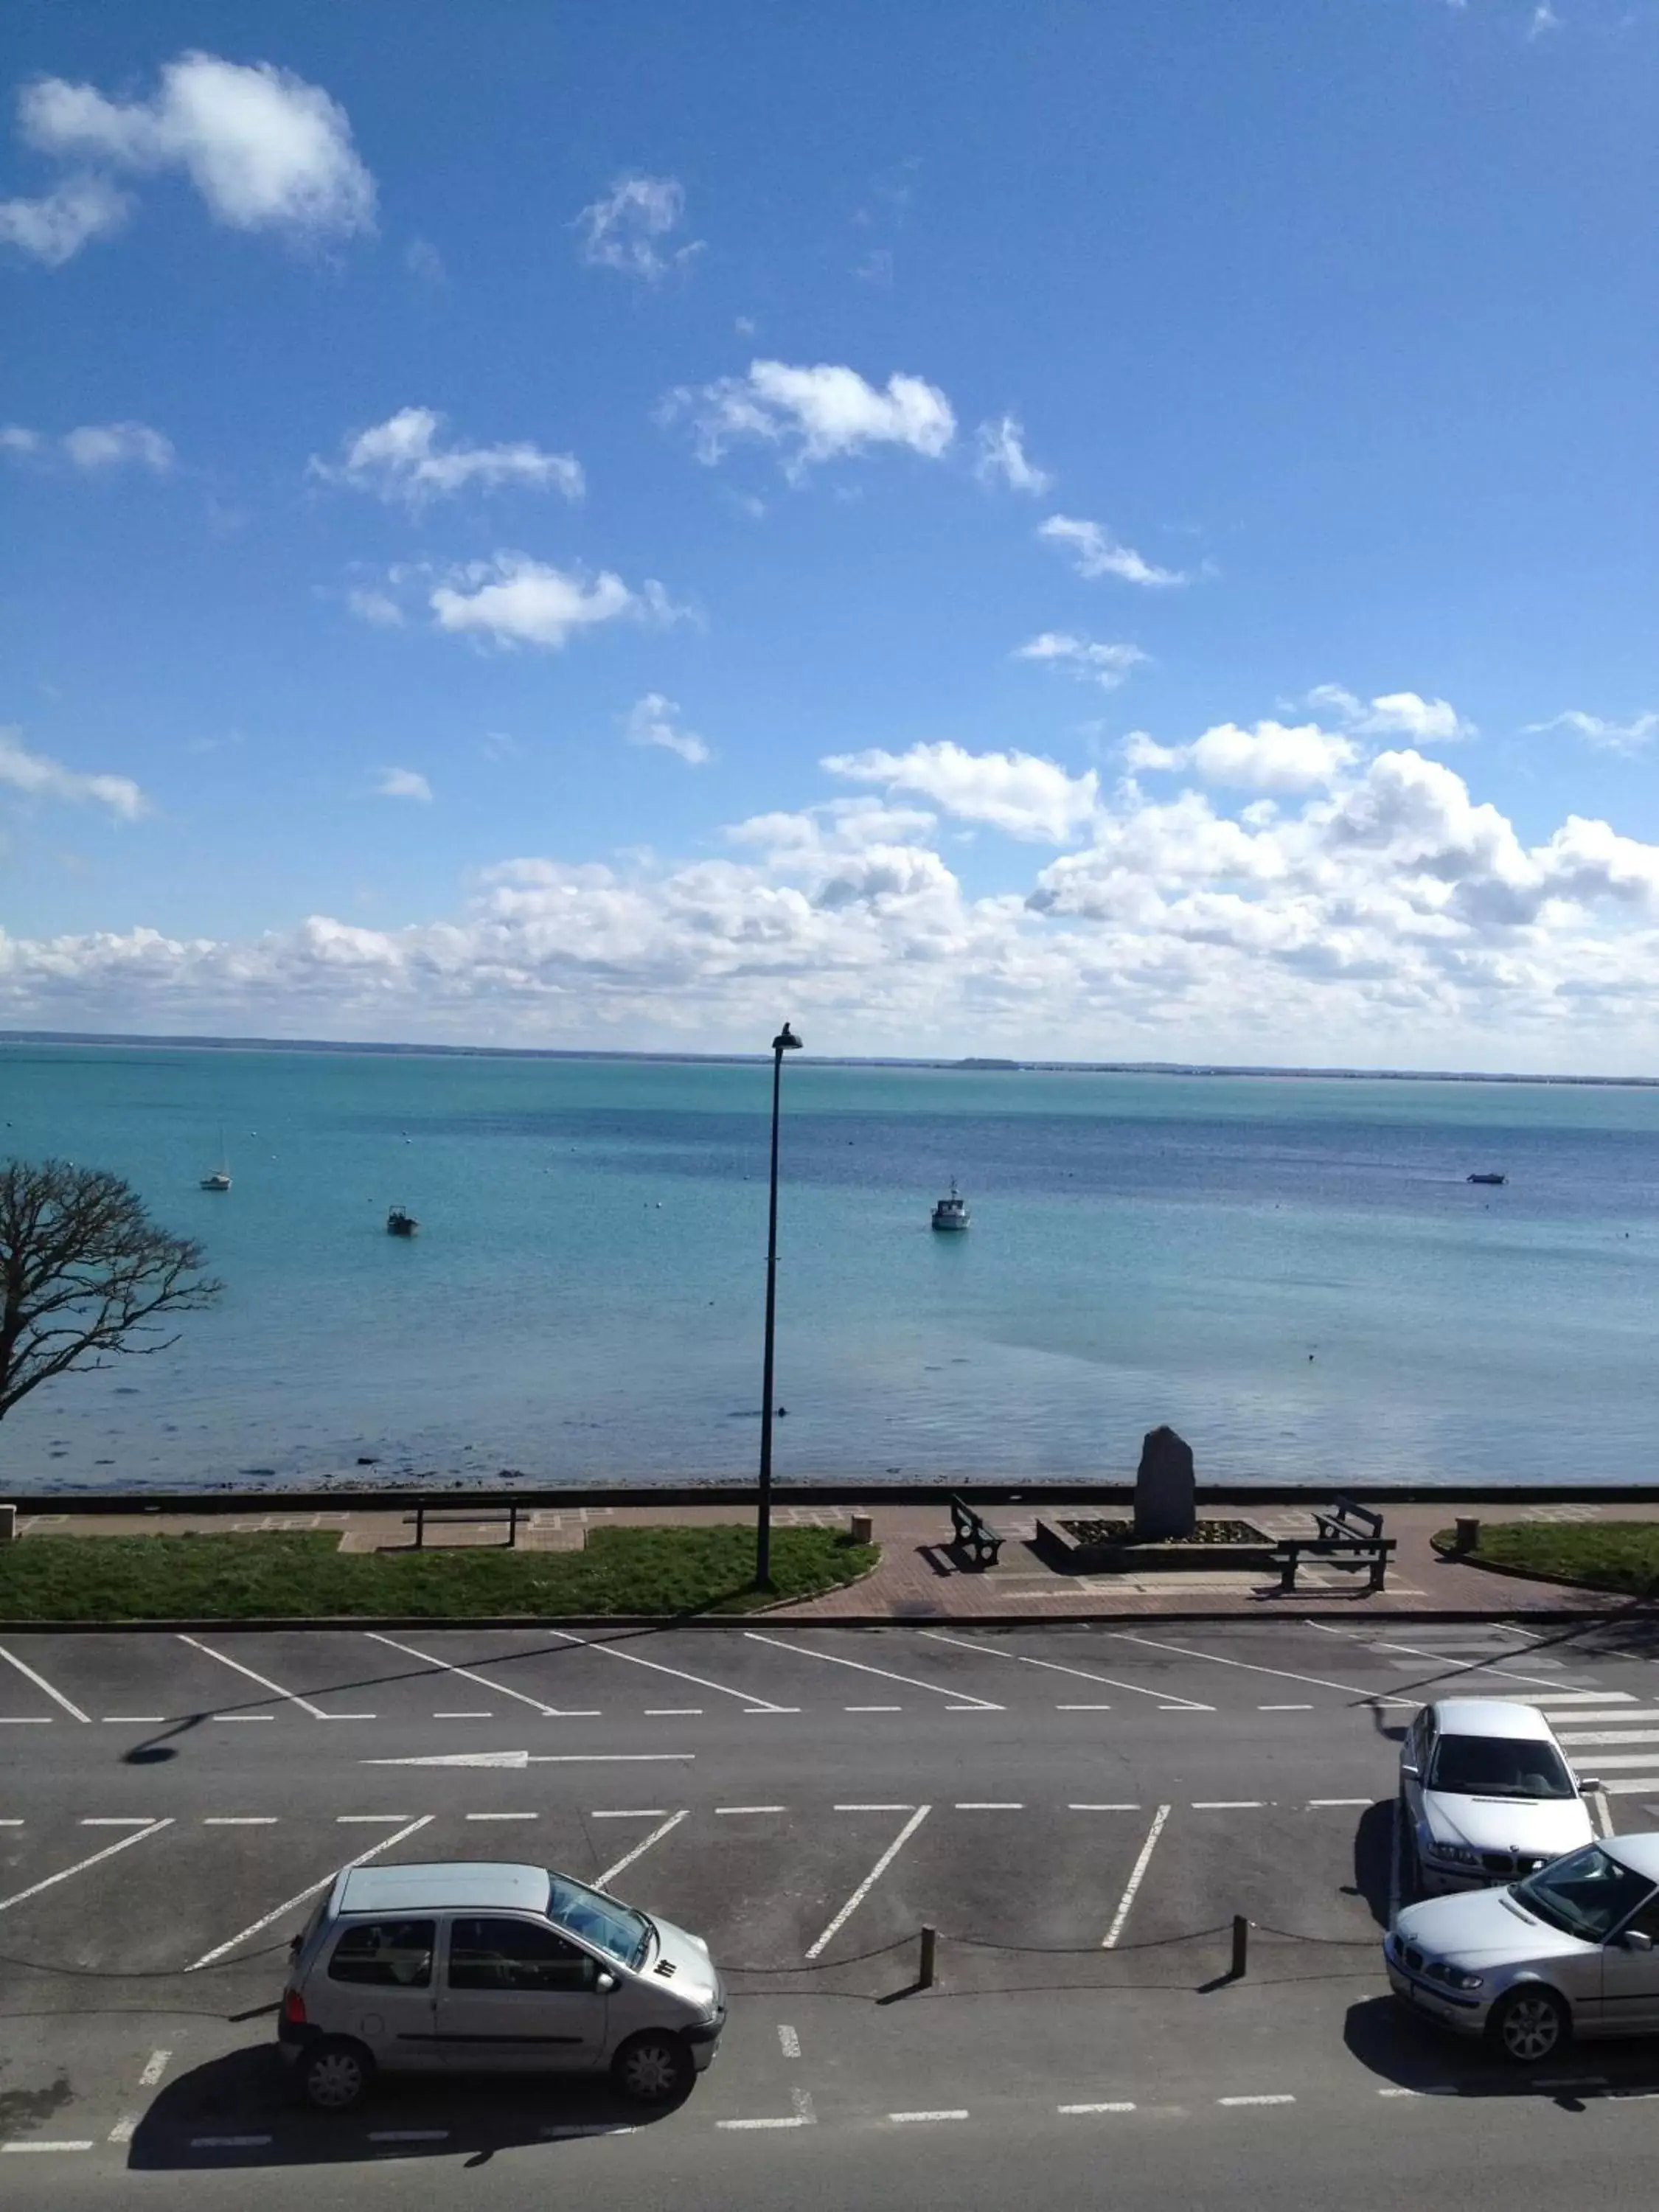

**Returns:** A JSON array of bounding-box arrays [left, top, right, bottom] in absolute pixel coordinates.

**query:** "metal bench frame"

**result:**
[[947, 1492, 1004, 1571], [1272, 1534, 1397, 1594]]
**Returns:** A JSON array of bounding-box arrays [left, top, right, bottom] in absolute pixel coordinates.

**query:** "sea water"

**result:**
[[2, 1041, 1658, 1492]]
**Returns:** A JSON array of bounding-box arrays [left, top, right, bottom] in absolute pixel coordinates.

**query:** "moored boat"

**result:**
[[386, 1207, 419, 1237], [931, 1179, 970, 1231]]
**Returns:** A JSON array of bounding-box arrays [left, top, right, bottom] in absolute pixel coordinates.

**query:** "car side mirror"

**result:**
[[1579, 1777, 1603, 1795], [1400, 1762, 1419, 1779], [595, 1970, 617, 1992], [289, 1934, 303, 1957], [1623, 1930, 1654, 1953]]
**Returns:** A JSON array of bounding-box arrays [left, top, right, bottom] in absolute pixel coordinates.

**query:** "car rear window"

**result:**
[[327, 1919, 435, 1987]]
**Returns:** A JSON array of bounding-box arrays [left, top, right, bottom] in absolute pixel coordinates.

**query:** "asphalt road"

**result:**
[[7, 1613, 1659, 2206]]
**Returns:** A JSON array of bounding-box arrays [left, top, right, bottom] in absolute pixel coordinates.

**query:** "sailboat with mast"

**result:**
[[200, 1124, 232, 1193]]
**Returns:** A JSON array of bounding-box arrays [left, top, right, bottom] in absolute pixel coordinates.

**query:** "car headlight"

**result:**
[[1443, 1967, 1484, 1992], [1428, 1842, 1480, 1866]]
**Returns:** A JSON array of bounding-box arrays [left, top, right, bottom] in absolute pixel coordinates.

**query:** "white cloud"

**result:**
[[1127, 719, 1357, 792], [1526, 709, 1659, 755], [1307, 684, 1474, 744], [1038, 513, 1185, 588], [0, 727, 147, 818], [347, 588, 405, 629], [574, 173, 699, 281], [13, 729, 1659, 1070], [16, 51, 375, 246], [0, 173, 130, 265], [62, 421, 175, 473], [1528, 1, 1560, 36], [824, 740, 1099, 843], [1015, 633, 1147, 691], [313, 406, 583, 507], [662, 360, 956, 474], [625, 694, 709, 766], [975, 414, 1051, 495], [375, 767, 431, 803], [0, 425, 42, 454], [404, 236, 445, 285], [428, 555, 681, 652]]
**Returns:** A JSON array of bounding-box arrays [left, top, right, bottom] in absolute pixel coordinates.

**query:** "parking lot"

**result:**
[[7, 1615, 1659, 2199]]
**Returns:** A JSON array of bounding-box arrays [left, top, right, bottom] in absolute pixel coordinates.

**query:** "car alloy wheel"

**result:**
[[305, 2042, 369, 2112], [1495, 1990, 1565, 2065], [614, 2034, 691, 2104]]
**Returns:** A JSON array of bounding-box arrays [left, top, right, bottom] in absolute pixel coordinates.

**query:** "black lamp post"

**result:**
[[756, 1020, 801, 1588]]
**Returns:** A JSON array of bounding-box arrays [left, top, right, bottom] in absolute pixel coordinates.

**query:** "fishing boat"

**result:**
[[1467, 1172, 1507, 1187], [199, 1124, 232, 1192], [931, 1179, 971, 1231], [386, 1206, 419, 1237]]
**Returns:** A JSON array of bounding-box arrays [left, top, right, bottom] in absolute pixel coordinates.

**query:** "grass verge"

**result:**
[[1434, 1520, 1659, 1597], [0, 1524, 879, 1623]]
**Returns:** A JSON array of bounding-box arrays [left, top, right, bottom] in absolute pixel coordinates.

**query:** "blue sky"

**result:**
[[3, 0, 1658, 1068]]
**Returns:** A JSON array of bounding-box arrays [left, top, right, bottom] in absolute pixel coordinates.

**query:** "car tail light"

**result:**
[[282, 1989, 306, 2026]]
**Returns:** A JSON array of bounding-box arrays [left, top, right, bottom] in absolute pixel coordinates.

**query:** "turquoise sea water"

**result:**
[[3, 1042, 1658, 1492]]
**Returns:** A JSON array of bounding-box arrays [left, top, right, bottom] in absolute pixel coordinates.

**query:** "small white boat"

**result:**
[[931, 1179, 970, 1231], [200, 1124, 232, 1192]]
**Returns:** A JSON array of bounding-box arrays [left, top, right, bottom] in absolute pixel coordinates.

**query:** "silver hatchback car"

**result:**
[[279, 1860, 726, 2112]]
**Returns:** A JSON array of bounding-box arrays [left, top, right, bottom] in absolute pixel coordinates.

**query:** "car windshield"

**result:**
[[1513, 1845, 1655, 1943], [1428, 1733, 1575, 1800], [546, 1873, 653, 1968]]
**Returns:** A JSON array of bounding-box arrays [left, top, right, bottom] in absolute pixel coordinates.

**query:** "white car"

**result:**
[[1401, 1698, 1598, 1895], [1387, 1834, 1659, 2063]]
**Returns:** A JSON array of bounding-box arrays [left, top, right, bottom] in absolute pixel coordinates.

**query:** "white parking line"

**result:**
[[645, 1708, 703, 1717], [1565, 1753, 1659, 1770], [180, 1636, 373, 1721], [1547, 1710, 1659, 1725], [1309, 1798, 1373, 1808], [596, 1809, 686, 1890], [1103, 1805, 1170, 1949], [590, 1809, 668, 1819], [543, 1627, 787, 1711], [337, 1814, 413, 1823], [2, 2140, 94, 2153], [434, 1711, 493, 1720], [0, 1642, 91, 1722], [1556, 1729, 1659, 1746], [102, 1716, 165, 1725], [1056, 1703, 1113, 1711], [834, 1803, 917, 1812], [922, 1630, 1211, 1710], [213, 1714, 273, 1722], [80, 1817, 157, 1827], [1600, 1779, 1659, 1796], [742, 1706, 803, 1715], [1343, 1632, 1608, 1694], [186, 1814, 433, 1970], [139, 2051, 171, 2087], [1261, 1704, 1312, 1711], [1059, 2101, 1137, 2115], [204, 1818, 276, 1827], [1112, 1631, 1413, 1705], [890, 2110, 967, 2124], [748, 1632, 1002, 1710], [1528, 1692, 1638, 1705], [0, 1819, 173, 1916], [846, 1705, 902, 1713], [716, 1805, 787, 1815], [1192, 1801, 1262, 1810], [779, 2025, 801, 2059], [107, 2118, 138, 2145], [466, 1812, 538, 1822], [1218, 2094, 1295, 2107], [0, 1717, 50, 1725], [956, 1802, 1023, 1810], [807, 1806, 931, 1958], [1070, 1803, 1141, 1812], [366, 1630, 591, 1719]]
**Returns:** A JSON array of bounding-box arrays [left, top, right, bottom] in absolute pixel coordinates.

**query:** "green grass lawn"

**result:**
[[1437, 1520, 1659, 1596], [0, 1524, 878, 1622]]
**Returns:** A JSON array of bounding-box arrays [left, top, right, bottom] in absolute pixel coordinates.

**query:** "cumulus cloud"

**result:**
[[1015, 633, 1147, 692], [1038, 513, 1185, 588], [428, 555, 684, 651], [346, 587, 405, 629], [62, 421, 175, 473], [12, 708, 1659, 1071], [1307, 684, 1474, 744], [574, 173, 699, 281], [0, 728, 147, 819], [1526, 709, 1659, 755], [375, 766, 431, 803], [0, 173, 130, 265], [661, 360, 956, 474], [625, 693, 709, 766], [824, 740, 1099, 844], [975, 414, 1051, 495], [1126, 719, 1357, 792], [312, 406, 583, 507], [17, 52, 375, 246]]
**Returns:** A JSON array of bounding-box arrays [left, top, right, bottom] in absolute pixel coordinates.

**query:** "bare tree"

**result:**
[[0, 1158, 222, 1422]]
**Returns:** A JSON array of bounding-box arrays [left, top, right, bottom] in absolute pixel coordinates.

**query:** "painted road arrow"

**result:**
[[363, 1750, 695, 1767]]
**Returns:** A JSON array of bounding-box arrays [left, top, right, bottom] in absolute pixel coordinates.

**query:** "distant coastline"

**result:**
[[1, 1026, 1655, 1089]]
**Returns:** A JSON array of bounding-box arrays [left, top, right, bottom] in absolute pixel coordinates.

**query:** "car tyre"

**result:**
[[611, 2031, 693, 2105], [299, 2037, 375, 2113], [1488, 1986, 1570, 2067]]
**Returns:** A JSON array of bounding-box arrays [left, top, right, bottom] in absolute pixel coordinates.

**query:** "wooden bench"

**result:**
[[1313, 1495, 1385, 1546], [404, 1502, 524, 1551], [947, 1494, 1004, 1571], [1272, 1534, 1397, 1595]]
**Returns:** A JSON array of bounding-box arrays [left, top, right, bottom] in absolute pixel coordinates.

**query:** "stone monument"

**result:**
[[1134, 1425, 1195, 1541]]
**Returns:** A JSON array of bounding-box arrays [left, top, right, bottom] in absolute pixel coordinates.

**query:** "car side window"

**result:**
[[327, 1919, 435, 1987], [1618, 1888, 1659, 1941], [448, 1916, 599, 1994]]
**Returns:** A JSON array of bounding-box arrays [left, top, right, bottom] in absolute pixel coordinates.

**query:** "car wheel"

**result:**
[[1489, 1987, 1569, 2066], [300, 2037, 375, 2112], [611, 2031, 693, 2105]]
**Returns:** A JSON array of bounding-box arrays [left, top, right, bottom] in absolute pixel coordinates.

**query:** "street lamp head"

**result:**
[[773, 1022, 802, 1053]]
